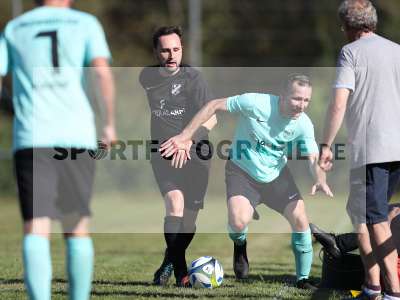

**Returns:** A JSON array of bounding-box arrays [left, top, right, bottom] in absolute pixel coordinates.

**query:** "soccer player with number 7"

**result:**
[[0, 0, 116, 299]]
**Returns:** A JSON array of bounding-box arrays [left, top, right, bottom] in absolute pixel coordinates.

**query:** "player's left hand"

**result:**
[[171, 149, 189, 168], [160, 135, 192, 159], [101, 124, 117, 149], [310, 181, 333, 197]]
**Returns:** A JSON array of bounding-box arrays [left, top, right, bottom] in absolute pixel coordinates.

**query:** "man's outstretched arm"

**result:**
[[160, 98, 227, 158], [320, 88, 350, 171], [169, 113, 218, 168]]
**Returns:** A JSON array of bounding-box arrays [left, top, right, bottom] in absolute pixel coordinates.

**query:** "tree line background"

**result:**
[[1, 0, 399, 197]]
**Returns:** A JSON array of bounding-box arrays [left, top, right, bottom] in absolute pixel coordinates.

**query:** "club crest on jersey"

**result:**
[[171, 83, 183, 96]]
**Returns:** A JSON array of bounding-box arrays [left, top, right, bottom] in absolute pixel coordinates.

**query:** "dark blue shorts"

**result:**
[[347, 162, 400, 225]]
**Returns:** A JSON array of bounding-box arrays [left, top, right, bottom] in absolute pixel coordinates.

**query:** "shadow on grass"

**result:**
[[0, 277, 349, 299], [0, 278, 24, 284], [54, 290, 267, 298], [53, 278, 155, 287], [225, 273, 348, 299], [224, 273, 299, 285], [310, 288, 347, 300], [0, 278, 154, 287]]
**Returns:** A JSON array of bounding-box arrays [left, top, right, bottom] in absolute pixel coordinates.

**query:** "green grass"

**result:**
[[0, 195, 352, 299]]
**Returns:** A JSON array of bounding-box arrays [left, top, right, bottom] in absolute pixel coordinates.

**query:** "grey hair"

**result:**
[[338, 0, 378, 32], [283, 73, 312, 95]]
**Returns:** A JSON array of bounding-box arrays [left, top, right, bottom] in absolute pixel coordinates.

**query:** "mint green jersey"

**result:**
[[0, 6, 111, 151], [226, 93, 319, 183]]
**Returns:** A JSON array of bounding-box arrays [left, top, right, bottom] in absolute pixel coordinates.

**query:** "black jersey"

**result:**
[[139, 65, 214, 143]]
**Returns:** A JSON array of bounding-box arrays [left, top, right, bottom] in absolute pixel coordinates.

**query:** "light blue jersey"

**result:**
[[0, 6, 111, 151], [227, 93, 319, 183]]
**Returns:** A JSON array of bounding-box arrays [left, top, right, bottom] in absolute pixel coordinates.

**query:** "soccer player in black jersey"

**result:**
[[139, 26, 217, 287]]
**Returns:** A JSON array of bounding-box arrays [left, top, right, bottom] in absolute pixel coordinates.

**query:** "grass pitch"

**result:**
[[0, 195, 351, 299]]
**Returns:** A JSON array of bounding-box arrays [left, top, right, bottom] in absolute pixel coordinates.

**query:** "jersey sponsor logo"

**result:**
[[152, 108, 185, 117], [152, 98, 185, 117], [171, 83, 183, 96]]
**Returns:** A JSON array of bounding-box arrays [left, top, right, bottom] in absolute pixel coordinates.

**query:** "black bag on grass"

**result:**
[[320, 249, 364, 290]]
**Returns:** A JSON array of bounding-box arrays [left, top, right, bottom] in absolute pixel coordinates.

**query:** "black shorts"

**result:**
[[151, 155, 210, 210], [347, 162, 400, 225], [225, 160, 302, 215], [14, 148, 95, 221]]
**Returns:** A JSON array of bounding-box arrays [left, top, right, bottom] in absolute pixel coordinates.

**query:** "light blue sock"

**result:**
[[23, 234, 52, 300], [227, 224, 248, 246], [291, 229, 313, 281], [66, 237, 94, 300]]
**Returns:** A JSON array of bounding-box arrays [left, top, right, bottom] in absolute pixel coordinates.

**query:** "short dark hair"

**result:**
[[34, 0, 44, 5], [338, 0, 377, 32], [152, 26, 182, 49], [283, 73, 312, 95]]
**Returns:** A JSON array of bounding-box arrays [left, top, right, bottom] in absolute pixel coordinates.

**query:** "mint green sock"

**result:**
[[227, 224, 248, 246], [291, 229, 313, 281], [66, 237, 94, 300], [23, 234, 52, 300]]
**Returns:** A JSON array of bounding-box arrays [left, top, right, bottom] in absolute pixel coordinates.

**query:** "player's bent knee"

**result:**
[[24, 217, 51, 237], [229, 220, 248, 233], [165, 190, 184, 201], [164, 191, 185, 217]]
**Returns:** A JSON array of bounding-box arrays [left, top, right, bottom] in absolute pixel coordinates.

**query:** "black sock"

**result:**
[[164, 215, 182, 256], [164, 216, 187, 279], [179, 232, 195, 251], [179, 209, 198, 251], [179, 222, 196, 251]]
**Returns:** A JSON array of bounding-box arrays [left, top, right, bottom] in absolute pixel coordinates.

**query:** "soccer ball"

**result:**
[[188, 256, 223, 288]]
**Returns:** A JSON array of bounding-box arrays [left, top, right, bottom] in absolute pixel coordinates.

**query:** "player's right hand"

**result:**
[[160, 135, 192, 160], [101, 124, 117, 149], [319, 146, 333, 171]]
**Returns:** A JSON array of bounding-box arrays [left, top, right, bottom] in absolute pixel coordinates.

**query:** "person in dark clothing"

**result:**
[[139, 26, 216, 287]]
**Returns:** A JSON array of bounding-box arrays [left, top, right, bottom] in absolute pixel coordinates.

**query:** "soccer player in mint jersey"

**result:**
[[0, 0, 116, 299], [161, 74, 333, 289], [139, 26, 216, 287]]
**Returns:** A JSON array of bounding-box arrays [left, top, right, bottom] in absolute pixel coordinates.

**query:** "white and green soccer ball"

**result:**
[[188, 256, 224, 288]]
